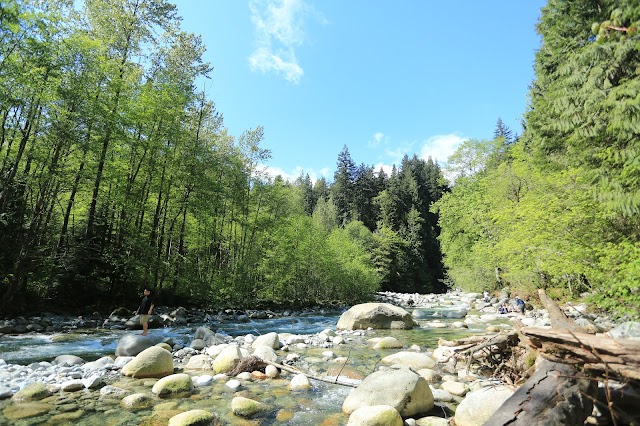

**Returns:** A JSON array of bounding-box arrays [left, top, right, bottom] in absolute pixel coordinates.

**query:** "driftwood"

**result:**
[[521, 327, 640, 382], [537, 288, 582, 332], [483, 289, 611, 425], [484, 359, 596, 426], [264, 360, 358, 388]]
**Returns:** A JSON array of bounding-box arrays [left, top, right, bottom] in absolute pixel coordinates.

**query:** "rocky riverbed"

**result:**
[[0, 290, 637, 425]]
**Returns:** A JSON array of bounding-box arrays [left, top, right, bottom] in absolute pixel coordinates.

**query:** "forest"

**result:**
[[1, 0, 638, 319], [0, 0, 447, 314]]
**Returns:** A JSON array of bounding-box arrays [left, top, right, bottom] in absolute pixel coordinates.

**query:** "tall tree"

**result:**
[[331, 145, 356, 226]]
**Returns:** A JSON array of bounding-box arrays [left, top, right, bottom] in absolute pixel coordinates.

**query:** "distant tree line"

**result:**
[[0, 0, 448, 314]]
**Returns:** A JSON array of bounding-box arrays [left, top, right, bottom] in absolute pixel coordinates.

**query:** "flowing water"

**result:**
[[0, 309, 484, 425]]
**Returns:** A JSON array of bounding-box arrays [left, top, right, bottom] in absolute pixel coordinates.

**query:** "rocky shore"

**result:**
[[0, 290, 637, 425]]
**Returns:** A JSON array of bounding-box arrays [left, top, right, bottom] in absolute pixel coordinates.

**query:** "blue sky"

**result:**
[[173, 0, 546, 182]]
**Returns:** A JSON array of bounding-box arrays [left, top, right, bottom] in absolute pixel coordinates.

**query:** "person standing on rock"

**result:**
[[135, 288, 155, 335]]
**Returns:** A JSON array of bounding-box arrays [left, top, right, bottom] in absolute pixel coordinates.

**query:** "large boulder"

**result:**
[[380, 351, 436, 370], [347, 405, 403, 426], [121, 346, 173, 378], [454, 385, 514, 426], [342, 367, 433, 417], [337, 303, 414, 330], [125, 314, 162, 330], [115, 334, 165, 357]]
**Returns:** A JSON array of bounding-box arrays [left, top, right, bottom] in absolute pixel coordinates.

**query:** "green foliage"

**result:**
[[433, 0, 640, 318], [257, 215, 379, 306]]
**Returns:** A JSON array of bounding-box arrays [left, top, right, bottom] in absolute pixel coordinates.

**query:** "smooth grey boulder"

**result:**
[[252, 332, 280, 349], [115, 334, 165, 357], [337, 303, 414, 330], [342, 367, 433, 417], [608, 321, 640, 340], [52, 354, 85, 366]]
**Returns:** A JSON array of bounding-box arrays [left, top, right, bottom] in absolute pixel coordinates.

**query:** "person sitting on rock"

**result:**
[[498, 303, 508, 314]]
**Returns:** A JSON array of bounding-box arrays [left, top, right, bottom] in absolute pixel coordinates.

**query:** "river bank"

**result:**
[[0, 290, 636, 425]]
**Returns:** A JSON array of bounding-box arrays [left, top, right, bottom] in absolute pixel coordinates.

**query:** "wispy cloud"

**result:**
[[369, 132, 385, 147], [419, 133, 466, 165], [261, 164, 330, 183], [370, 133, 465, 178], [249, 0, 323, 84]]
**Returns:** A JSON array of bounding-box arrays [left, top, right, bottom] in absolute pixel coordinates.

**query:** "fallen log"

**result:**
[[521, 326, 640, 382], [482, 290, 600, 425], [484, 359, 596, 426]]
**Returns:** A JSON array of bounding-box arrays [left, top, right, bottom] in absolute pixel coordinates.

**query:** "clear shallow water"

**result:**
[[0, 310, 483, 425], [0, 313, 342, 365]]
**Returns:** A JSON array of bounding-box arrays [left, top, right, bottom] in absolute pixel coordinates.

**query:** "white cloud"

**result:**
[[373, 162, 394, 177], [261, 164, 330, 183], [249, 0, 322, 84], [419, 134, 466, 165], [368, 131, 385, 147]]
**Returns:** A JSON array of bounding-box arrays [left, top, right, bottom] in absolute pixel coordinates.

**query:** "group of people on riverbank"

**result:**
[[484, 291, 526, 315]]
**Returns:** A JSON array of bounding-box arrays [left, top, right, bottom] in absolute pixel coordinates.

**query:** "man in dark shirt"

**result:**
[[135, 288, 155, 335]]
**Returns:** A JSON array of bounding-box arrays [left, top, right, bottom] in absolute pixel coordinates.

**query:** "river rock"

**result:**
[[342, 367, 433, 417], [347, 404, 403, 426], [608, 321, 640, 339], [337, 303, 414, 330], [0, 386, 12, 399], [252, 332, 280, 349], [289, 373, 312, 390], [126, 314, 161, 330], [60, 379, 85, 392], [373, 336, 403, 349], [3, 402, 52, 420], [417, 368, 440, 383], [115, 334, 165, 356], [253, 345, 278, 363], [121, 392, 153, 409], [231, 396, 271, 418], [53, 354, 85, 366], [213, 345, 243, 373], [99, 385, 130, 399], [152, 373, 194, 397], [441, 380, 468, 396], [454, 385, 515, 426], [380, 351, 436, 370], [189, 339, 206, 350], [121, 346, 173, 378], [193, 375, 213, 387], [168, 409, 218, 426], [415, 416, 449, 425], [12, 382, 51, 402], [265, 364, 279, 378], [184, 354, 214, 370]]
